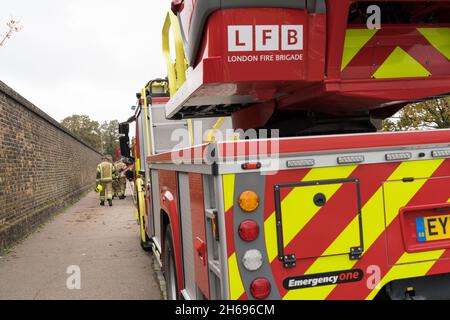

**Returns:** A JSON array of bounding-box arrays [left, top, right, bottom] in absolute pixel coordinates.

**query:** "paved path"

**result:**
[[0, 190, 162, 300]]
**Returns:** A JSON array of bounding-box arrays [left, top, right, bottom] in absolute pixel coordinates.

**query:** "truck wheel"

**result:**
[[164, 226, 178, 300]]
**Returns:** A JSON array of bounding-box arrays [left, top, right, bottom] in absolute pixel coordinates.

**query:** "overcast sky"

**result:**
[[0, 0, 168, 124]]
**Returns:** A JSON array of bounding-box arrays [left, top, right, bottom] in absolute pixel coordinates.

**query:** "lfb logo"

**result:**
[[228, 25, 303, 52]]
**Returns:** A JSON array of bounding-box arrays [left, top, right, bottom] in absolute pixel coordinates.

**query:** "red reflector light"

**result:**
[[238, 220, 260, 242], [241, 162, 261, 170], [250, 278, 271, 300]]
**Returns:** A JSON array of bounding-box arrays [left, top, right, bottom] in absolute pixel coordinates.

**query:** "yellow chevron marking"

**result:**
[[367, 195, 450, 299], [366, 250, 445, 300], [417, 27, 450, 60], [265, 166, 357, 263], [373, 47, 431, 79], [223, 174, 235, 213], [283, 159, 444, 300], [341, 28, 378, 71], [223, 174, 244, 299], [228, 253, 245, 300]]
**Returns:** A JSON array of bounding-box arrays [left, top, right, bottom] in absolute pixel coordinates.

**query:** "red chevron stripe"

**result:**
[[406, 30, 450, 76], [427, 250, 450, 275], [264, 169, 311, 220], [326, 159, 450, 300], [226, 207, 235, 258], [341, 27, 450, 79], [267, 162, 400, 298], [228, 167, 312, 258], [238, 292, 248, 300]]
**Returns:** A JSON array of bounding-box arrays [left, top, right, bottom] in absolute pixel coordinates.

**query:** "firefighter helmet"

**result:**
[[95, 184, 103, 193]]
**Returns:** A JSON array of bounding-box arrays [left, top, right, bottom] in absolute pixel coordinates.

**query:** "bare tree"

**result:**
[[0, 18, 23, 47]]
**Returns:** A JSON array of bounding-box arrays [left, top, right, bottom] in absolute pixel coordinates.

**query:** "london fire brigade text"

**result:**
[[228, 53, 303, 63]]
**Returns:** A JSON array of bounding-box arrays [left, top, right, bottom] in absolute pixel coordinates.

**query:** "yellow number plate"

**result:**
[[416, 215, 450, 242]]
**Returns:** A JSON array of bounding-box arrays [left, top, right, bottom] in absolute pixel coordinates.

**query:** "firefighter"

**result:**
[[113, 158, 127, 199], [96, 154, 115, 206]]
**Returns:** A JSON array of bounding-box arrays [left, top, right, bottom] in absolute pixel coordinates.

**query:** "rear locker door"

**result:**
[[178, 173, 196, 299], [189, 173, 210, 299], [275, 178, 363, 263], [384, 175, 450, 265]]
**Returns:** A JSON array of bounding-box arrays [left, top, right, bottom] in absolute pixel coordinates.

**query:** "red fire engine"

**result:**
[[120, 0, 450, 300]]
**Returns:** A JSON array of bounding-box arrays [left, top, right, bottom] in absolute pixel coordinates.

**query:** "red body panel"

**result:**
[[150, 129, 450, 299], [158, 170, 184, 295], [188, 173, 210, 298], [261, 159, 450, 300], [399, 201, 450, 254], [169, 0, 450, 123], [148, 129, 450, 163], [327, 160, 450, 299]]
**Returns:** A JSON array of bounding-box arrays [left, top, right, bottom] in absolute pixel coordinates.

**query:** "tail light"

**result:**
[[250, 278, 271, 300], [238, 220, 259, 242], [242, 249, 263, 271], [238, 190, 259, 212]]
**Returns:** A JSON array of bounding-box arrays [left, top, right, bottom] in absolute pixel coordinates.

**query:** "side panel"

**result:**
[[158, 170, 183, 294], [178, 173, 196, 298], [189, 173, 210, 299], [222, 158, 450, 300], [263, 159, 450, 300], [384, 176, 450, 264]]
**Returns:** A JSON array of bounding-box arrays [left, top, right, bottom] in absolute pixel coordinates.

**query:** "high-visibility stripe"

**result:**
[[417, 28, 450, 60], [341, 27, 449, 79], [283, 159, 444, 300], [372, 46, 431, 79], [341, 29, 378, 71], [228, 253, 245, 300], [425, 196, 450, 276], [264, 169, 312, 219], [223, 174, 245, 299], [427, 192, 450, 275], [282, 163, 399, 260], [223, 174, 235, 213], [265, 166, 357, 262], [269, 163, 400, 298], [365, 250, 445, 300], [223, 174, 237, 257], [327, 160, 450, 299]]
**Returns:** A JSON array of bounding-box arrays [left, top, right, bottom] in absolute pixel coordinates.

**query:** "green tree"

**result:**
[[61, 115, 120, 159], [61, 115, 101, 149], [100, 120, 120, 160], [382, 97, 450, 131]]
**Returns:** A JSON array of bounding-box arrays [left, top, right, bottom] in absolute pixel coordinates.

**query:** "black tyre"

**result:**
[[163, 225, 178, 300]]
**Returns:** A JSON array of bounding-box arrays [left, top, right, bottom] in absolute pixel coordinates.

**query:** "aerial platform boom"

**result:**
[[164, 0, 450, 135]]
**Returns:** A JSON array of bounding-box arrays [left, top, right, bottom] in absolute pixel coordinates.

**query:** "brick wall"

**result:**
[[0, 80, 102, 250]]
